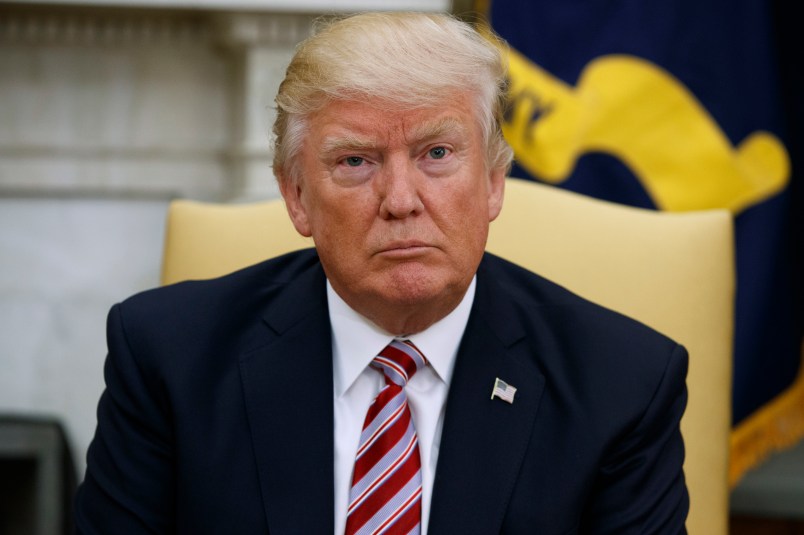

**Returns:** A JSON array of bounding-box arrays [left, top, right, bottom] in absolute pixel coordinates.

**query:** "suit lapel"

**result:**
[[429, 257, 546, 534], [239, 263, 335, 534]]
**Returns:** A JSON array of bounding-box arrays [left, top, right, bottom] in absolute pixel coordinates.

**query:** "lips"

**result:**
[[376, 240, 434, 257]]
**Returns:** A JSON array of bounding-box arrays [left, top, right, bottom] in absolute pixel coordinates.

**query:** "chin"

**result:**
[[380, 287, 442, 308], [382, 268, 465, 306]]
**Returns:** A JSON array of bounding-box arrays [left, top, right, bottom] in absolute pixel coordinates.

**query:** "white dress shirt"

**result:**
[[328, 278, 476, 535]]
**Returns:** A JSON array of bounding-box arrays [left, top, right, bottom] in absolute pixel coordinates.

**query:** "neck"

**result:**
[[330, 281, 474, 336], [366, 303, 461, 336]]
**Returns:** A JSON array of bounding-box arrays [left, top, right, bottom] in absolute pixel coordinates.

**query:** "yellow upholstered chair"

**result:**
[[161, 177, 734, 535]]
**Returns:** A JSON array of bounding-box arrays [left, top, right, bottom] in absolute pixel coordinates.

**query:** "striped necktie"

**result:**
[[345, 339, 427, 535]]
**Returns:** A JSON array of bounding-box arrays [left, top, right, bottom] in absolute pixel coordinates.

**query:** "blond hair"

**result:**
[[272, 12, 513, 186]]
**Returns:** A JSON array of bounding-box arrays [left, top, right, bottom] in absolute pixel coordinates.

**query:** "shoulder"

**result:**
[[123, 247, 320, 312], [479, 252, 679, 350], [478, 252, 687, 404], [107, 248, 323, 364]]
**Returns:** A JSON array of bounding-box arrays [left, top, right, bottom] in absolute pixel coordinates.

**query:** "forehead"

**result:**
[[308, 95, 481, 148]]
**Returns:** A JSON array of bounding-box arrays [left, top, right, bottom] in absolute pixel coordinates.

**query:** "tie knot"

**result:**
[[371, 339, 427, 387]]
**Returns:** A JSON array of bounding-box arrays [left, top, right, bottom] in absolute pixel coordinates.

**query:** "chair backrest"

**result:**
[[161, 177, 734, 535]]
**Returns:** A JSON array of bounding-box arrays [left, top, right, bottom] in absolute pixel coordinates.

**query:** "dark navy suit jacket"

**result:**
[[75, 249, 688, 534]]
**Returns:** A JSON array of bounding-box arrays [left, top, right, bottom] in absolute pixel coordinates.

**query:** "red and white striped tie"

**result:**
[[345, 339, 427, 535]]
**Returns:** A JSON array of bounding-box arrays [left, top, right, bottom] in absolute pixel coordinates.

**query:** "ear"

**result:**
[[278, 175, 313, 237], [487, 166, 506, 222]]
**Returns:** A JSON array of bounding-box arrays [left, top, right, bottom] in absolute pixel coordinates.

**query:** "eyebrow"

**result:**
[[407, 117, 469, 144], [319, 116, 470, 156], [320, 134, 380, 155]]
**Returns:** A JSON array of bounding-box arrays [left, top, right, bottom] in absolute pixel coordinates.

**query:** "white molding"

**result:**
[[0, 149, 230, 200], [0, 9, 211, 46], [0, 9, 323, 47], [9, 0, 452, 13], [213, 13, 316, 47]]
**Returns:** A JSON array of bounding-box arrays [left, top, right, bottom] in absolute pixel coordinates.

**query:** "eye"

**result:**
[[344, 156, 364, 167], [428, 146, 448, 159]]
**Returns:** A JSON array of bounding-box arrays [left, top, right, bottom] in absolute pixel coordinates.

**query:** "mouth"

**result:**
[[376, 240, 434, 258]]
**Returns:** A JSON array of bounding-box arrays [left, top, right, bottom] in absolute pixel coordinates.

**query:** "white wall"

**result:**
[[0, 198, 168, 476]]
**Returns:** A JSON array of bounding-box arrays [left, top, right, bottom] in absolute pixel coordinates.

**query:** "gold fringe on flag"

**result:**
[[730, 346, 804, 487]]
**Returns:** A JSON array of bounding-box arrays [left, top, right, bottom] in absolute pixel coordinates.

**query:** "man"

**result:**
[[75, 12, 688, 534]]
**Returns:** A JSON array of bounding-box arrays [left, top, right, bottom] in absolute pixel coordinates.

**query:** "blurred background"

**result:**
[[0, 0, 800, 533]]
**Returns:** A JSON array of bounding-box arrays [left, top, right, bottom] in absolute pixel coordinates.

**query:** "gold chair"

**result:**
[[161, 177, 734, 535]]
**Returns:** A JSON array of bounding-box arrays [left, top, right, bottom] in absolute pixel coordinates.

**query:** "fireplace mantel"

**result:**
[[0, 0, 456, 201]]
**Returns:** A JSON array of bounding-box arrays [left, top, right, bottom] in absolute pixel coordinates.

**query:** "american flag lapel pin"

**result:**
[[491, 377, 517, 404]]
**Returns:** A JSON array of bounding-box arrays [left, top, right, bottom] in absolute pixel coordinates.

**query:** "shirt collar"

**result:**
[[328, 277, 476, 398]]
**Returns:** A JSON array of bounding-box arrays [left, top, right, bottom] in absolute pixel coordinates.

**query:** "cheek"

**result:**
[[437, 184, 491, 225], [435, 187, 493, 254], [308, 197, 373, 254]]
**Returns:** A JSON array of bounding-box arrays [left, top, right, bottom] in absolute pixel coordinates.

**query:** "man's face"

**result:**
[[280, 93, 505, 333]]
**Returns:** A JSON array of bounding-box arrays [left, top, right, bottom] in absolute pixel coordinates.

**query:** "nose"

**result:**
[[378, 156, 424, 219]]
